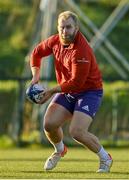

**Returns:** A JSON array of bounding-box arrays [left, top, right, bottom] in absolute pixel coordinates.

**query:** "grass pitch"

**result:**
[[0, 147, 129, 179]]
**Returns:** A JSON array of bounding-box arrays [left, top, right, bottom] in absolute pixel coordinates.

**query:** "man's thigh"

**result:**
[[44, 102, 72, 128], [70, 90, 103, 132], [70, 111, 92, 132]]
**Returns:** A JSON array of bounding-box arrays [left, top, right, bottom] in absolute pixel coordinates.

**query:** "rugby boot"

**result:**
[[44, 145, 67, 170], [96, 153, 113, 173]]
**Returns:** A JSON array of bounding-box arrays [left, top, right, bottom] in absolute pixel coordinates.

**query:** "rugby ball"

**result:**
[[26, 83, 44, 103]]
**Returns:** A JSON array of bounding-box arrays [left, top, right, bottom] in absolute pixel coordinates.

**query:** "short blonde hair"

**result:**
[[58, 11, 79, 26]]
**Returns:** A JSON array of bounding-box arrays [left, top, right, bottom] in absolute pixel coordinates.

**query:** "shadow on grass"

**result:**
[[20, 170, 129, 175], [20, 170, 95, 173], [0, 158, 129, 163], [0, 158, 97, 162], [1, 170, 129, 179]]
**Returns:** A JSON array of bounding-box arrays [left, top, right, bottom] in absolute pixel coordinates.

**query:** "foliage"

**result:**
[[0, 135, 14, 148], [93, 81, 129, 139], [79, 0, 129, 80], [0, 81, 18, 135], [0, 0, 39, 78], [0, 0, 128, 80], [0, 47, 24, 77]]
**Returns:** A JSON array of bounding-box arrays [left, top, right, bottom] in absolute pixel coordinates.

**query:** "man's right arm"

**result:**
[[30, 37, 54, 85]]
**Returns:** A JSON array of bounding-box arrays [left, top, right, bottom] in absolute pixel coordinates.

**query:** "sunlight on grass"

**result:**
[[0, 147, 129, 179]]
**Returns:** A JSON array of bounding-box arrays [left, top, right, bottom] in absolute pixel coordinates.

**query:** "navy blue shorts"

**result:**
[[51, 90, 103, 118]]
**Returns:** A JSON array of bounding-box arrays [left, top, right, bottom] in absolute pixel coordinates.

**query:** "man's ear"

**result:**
[[76, 26, 79, 32], [57, 25, 59, 33]]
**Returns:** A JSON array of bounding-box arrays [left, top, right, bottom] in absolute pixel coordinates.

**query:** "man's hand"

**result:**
[[31, 76, 39, 85], [38, 89, 53, 104], [37, 85, 62, 104]]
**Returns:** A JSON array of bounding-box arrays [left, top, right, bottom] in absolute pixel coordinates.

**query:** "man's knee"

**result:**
[[43, 114, 53, 132], [44, 122, 52, 132], [43, 113, 61, 132], [69, 126, 83, 140], [69, 126, 90, 142]]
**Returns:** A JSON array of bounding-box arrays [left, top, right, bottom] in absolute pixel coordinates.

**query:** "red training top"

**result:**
[[30, 31, 103, 93]]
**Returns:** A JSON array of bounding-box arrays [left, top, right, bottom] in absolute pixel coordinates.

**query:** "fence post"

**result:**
[[112, 89, 118, 139], [11, 80, 25, 145]]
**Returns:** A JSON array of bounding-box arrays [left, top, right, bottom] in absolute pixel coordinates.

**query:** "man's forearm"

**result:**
[[31, 66, 40, 84], [49, 85, 62, 94], [31, 66, 40, 76]]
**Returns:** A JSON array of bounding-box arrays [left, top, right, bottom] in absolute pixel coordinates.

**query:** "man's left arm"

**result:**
[[39, 85, 62, 104]]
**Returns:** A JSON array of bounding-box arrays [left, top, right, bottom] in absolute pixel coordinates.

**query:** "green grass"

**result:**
[[0, 147, 129, 179]]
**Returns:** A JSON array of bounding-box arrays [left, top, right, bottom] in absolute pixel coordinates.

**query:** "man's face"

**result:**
[[58, 17, 78, 45]]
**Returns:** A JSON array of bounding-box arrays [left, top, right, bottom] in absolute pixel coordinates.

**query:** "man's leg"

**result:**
[[44, 102, 72, 146], [69, 111, 100, 151], [43, 102, 72, 170], [69, 111, 113, 172]]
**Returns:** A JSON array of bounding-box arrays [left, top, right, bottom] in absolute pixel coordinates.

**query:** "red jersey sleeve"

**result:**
[[60, 50, 91, 93], [30, 37, 53, 68]]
